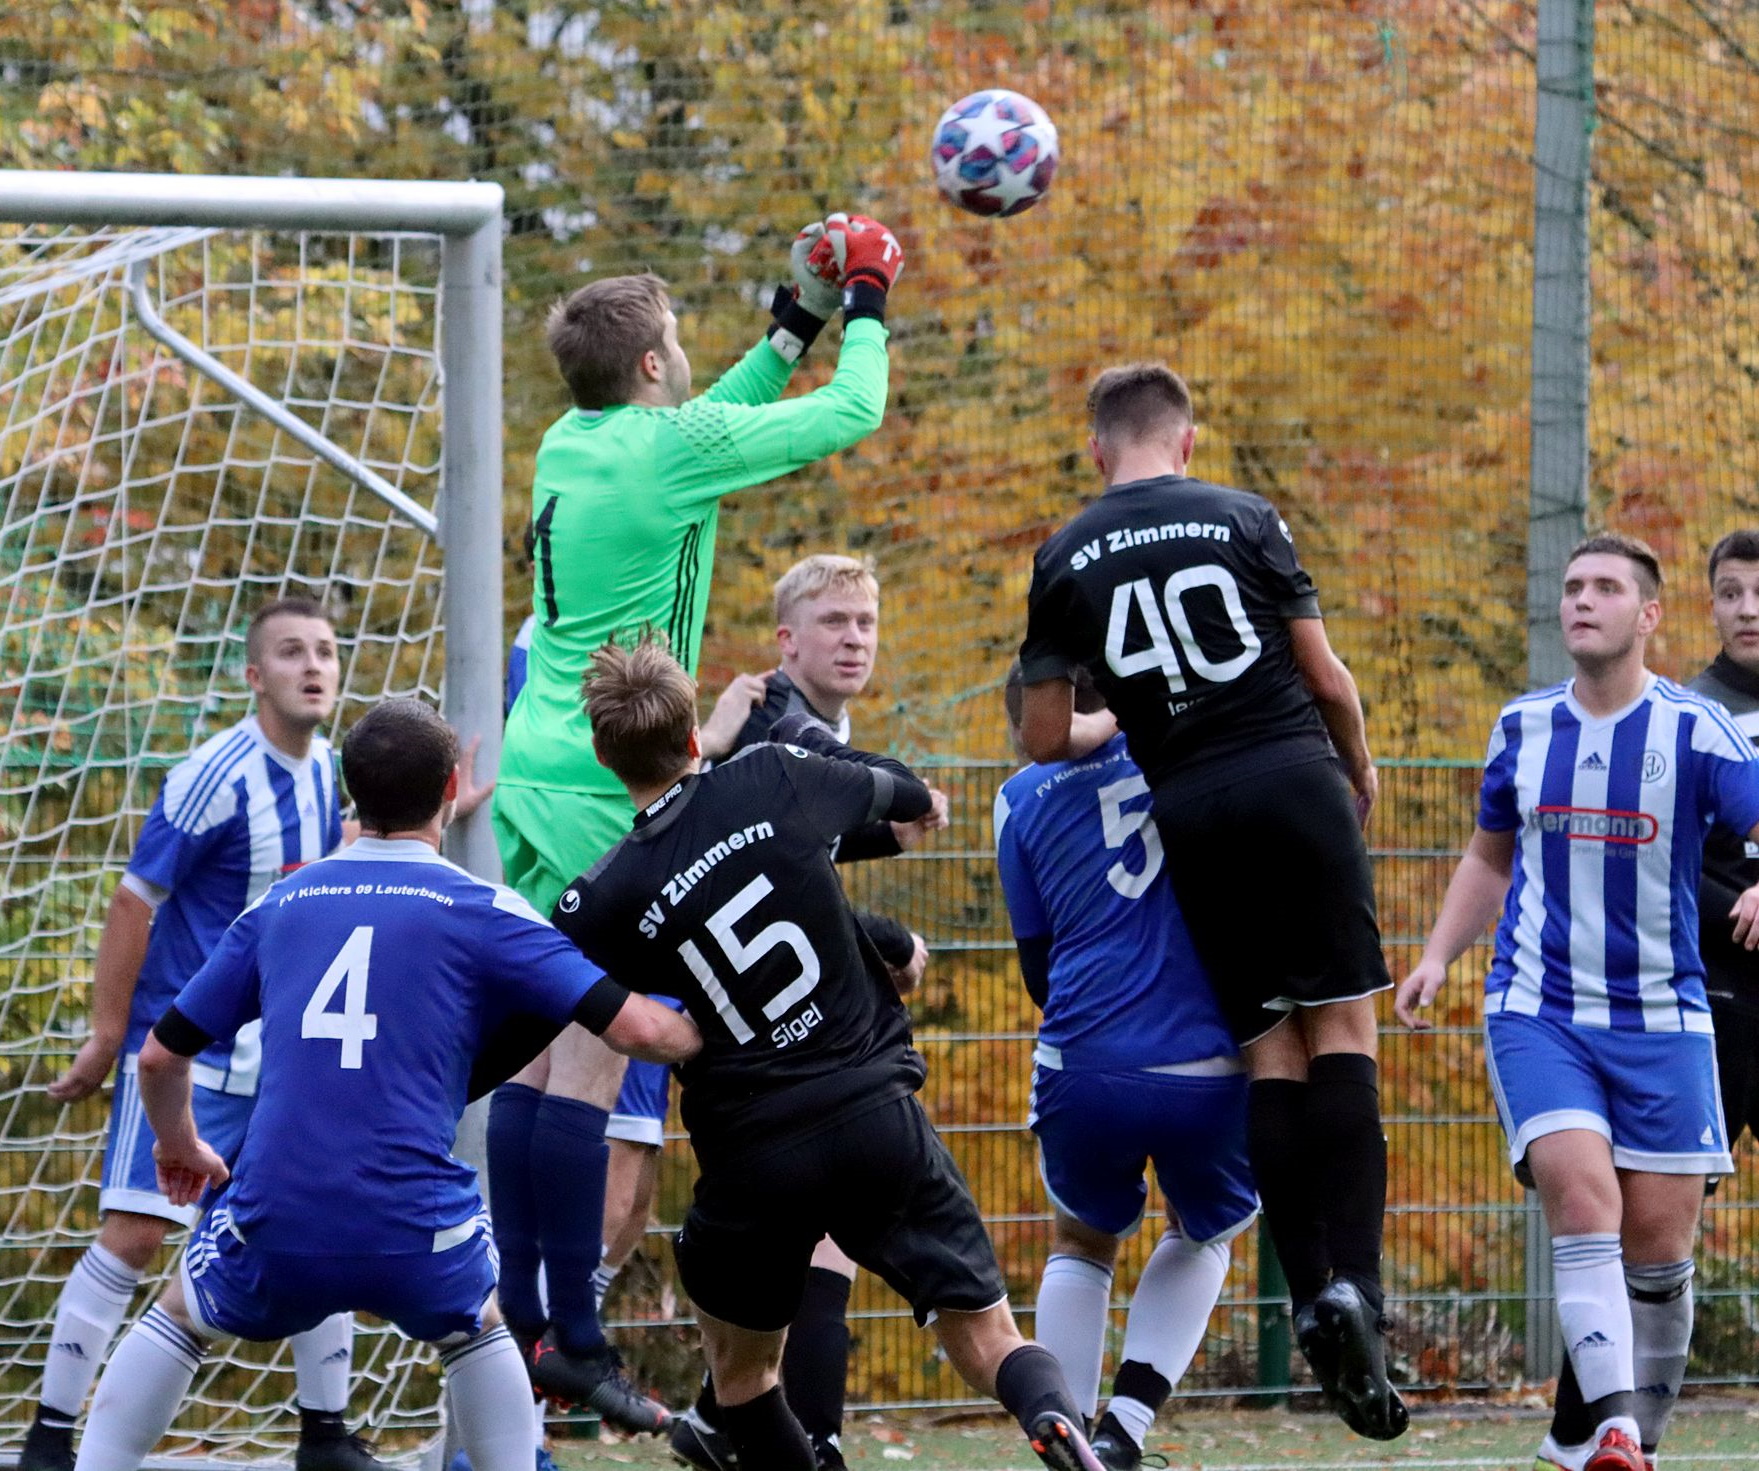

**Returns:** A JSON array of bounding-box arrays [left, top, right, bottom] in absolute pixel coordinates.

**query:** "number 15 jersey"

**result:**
[[1020, 475, 1331, 796], [551, 742, 929, 1169]]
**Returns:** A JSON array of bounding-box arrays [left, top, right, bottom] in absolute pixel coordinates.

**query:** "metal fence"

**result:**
[[603, 758, 1759, 1409]]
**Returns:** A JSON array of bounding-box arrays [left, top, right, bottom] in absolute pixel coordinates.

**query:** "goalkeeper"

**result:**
[[486, 213, 902, 1423]]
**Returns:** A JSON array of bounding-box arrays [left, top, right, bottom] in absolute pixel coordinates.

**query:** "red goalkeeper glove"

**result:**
[[808, 213, 903, 322]]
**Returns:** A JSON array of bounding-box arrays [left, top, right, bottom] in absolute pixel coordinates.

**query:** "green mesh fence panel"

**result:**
[[1, 0, 1756, 1436]]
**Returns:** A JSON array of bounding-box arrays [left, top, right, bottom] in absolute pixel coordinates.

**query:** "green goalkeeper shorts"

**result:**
[[490, 782, 635, 917]]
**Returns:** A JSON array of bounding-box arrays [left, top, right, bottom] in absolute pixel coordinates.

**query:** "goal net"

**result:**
[[1, 180, 501, 1458]]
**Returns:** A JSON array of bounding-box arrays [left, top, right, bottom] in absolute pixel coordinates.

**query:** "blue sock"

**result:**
[[486, 1083, 546, 1337], [532, 1095, 610, 1354]]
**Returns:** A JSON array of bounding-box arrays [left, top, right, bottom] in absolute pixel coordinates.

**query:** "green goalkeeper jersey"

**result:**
[[499, 316, 890, 798]]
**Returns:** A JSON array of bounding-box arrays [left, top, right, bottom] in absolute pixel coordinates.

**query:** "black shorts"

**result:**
[[674, 1095, 1007, 1333], [1712, 999, 1759, 1149], [1152, 757, 1391, 1046]]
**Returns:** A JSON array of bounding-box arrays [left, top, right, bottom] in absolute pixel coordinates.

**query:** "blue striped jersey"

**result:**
[[125, 716, 343, 1091], [994, 734, 1235, 1069], [1478, 674, 1759, 1032]]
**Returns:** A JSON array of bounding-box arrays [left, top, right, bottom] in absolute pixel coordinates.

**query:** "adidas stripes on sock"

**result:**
[[41, 1242, 142, 1421]]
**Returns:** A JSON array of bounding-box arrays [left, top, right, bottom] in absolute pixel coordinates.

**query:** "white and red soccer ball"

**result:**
[[930, 89, 1059, 218]]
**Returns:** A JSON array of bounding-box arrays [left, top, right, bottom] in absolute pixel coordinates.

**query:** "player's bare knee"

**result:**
[[1049, 1210, 1120, 1266], [1619, 1172, 1704, 1263], [1299, 996, 1379, 1059], [698, 1313, 785, 1406], [1242, 1015, 1307, 1080], [933, 1302, 1024, 1395], [546, 1024, 627, 1108], [98, 1209, 171, 1271]]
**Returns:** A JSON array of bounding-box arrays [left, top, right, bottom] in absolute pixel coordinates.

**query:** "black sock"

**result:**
[[695, 1370, 723, 1428], [299, 1408, 348, 1442], [486, 1083, 546, 1337], [994, 1343, 1082, 1435], [30, 1408, 75, 1435], [1549, 1353, 1595, 1446], [1305, 1052, 1387, 1313], [1110, 1359, 1172, 1418], [719, 1384, 816, 1471], [531, 1095, 610, 1354], [782, 1267, 853, 1449], [1586, 1389, 1638, 1431], [1246, 1078, 1330, 1309]]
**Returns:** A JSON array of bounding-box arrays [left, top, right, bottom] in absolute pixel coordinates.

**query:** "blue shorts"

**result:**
[[102, 1057, 254, 1227], [608, 1060, 670, 1146], [1484, 1012, 1733, 1176], [1029, 1062, 1258, 1242], [607, 997, 682, 1146], [181, 1203, 498, 1348]]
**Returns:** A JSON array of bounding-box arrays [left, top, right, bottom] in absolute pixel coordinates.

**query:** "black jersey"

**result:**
[[1690, 655, 1759, 1016], [551, 734, 932, 1167], [729, 669, 901, 863], [1020, 475, 1332, 795]]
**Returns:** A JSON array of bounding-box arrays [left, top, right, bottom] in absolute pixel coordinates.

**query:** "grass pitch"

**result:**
[[552, 1403, 1759, 1470]]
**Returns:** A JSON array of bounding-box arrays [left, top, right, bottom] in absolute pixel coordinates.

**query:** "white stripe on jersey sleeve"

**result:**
[[992, 786, 1012, 844], [491, 886, 545, 924], [1631, 697, 1682, 1031], [1502, 702, 1553, 1018], [160, 729, 253, 835]]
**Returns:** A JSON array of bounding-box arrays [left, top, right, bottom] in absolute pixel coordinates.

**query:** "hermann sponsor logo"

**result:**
[[1530, 805, 1658, 844]]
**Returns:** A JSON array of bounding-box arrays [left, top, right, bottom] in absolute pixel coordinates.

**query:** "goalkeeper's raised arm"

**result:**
[[482, 216, 902, 1413]]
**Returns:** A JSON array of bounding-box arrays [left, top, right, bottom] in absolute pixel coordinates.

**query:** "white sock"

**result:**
[[532, 1396, 547, 1439], [74, 1307, 207, 1471], [591, 1262, 619, 1313], [292, 1313, 353, 1413], [1626, 1260, 1693, 1454], [442, 1327, 536, 1471], [41, 1244, 142, 1419], [1108, 1232, 1232, 1445], [1033, 1255, 1113, 1418], [1553, 1234, 1635, 1407]]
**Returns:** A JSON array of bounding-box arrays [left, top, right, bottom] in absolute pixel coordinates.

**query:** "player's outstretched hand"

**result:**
[[701, 671, 772, 761], [1393, 959, 1447, 1030], [809, 213, 905, 297], [888, 932, 929, 996], [892, 786, 950, 851], [1730, 881, 1759, 948], [789, 222, 843, 320], [153, 1136, 229, 1208], [451, 735, 496, 822], [48, 1034, 121, 1102]]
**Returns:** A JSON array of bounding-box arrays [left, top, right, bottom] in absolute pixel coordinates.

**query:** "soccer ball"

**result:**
[[930, 89, 1059, 218]]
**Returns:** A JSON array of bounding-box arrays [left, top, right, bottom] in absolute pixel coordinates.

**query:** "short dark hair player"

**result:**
[[1016, 364, 1404, 1440], [549, 636, 1107, 1471]]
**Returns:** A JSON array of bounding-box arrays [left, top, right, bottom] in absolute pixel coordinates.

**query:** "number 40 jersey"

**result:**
[[551, 741, 931, 1170], [1020, 474, 1333, 797]]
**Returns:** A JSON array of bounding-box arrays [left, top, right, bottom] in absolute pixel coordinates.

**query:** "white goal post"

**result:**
[[0, 171, 503, 1457]]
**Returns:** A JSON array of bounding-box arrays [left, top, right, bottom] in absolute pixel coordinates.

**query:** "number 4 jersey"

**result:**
[[551, 739, 931, 1170], [160, 838, 623, 1256], [1020, 475, 1332, 795]]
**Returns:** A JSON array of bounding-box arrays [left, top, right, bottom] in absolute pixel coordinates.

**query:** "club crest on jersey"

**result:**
[[1529, 805, 1659, 844], [1642, 750, 1668, 783]]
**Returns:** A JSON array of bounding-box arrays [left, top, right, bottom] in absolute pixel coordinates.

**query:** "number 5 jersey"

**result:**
[[1019, 475, 1332, 796], [550, 737, 933, 1170]]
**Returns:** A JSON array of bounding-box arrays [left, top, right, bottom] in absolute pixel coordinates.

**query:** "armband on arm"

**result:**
[[771, 713, 933, 824], [571, 976, 635, 1035], [152, 1005, 217, 1059]]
